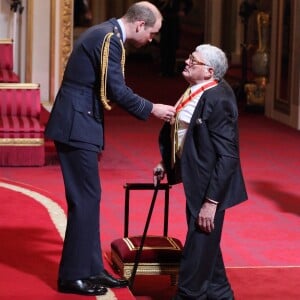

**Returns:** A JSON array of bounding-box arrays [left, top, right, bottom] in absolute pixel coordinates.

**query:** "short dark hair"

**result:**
[[124, 2, 159, 28]]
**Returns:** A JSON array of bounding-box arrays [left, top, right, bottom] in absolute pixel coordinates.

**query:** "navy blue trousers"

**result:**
[[55, 142, 103, 280], [175, 210, 234, 300]]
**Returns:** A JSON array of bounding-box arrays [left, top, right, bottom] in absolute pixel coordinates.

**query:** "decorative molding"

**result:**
[[0, 83, 39, 89], [49, 0, 56, 103], [59, 0, 73, 84], [0, 138, 44, 146], [25, 0, 33, 83], [0, 39, 13, 43]]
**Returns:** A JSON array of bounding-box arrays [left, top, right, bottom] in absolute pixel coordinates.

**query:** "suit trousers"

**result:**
[[55, 142, 104, 280], [175, 210, 234, 300]]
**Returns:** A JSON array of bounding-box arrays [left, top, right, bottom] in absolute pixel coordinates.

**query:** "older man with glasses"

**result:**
[[154, 44, 248, 300]]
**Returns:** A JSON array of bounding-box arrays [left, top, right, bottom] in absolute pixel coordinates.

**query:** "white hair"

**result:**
[[195, 44, 228, 80]]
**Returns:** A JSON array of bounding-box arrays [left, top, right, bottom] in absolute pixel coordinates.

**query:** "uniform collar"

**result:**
[[117, 18, 126, 42]]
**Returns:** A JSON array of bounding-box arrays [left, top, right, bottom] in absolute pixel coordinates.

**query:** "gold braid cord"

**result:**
[[100, 33, 125, 111]]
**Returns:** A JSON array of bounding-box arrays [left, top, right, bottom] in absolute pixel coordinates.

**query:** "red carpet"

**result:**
[[1, 58, 300, 299], [1, 111, 300, 299], [0, 181, 135, 300], [132, 267, 300, 300]]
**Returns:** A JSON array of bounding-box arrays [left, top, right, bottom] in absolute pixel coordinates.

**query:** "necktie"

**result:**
[[171, 87, 191, 167]]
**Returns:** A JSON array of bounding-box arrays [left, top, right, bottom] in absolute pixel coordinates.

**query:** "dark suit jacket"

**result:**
[[159, 80, 248, 218], [45, 18, 153, 152]]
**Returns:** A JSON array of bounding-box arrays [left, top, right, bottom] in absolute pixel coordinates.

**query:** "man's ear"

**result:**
[[205, 67, 214, 79], [135, 20, 145, 32]]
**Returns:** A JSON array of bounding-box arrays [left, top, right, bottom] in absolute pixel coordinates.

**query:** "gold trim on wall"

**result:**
[[48, 0, 73, 103], [59, 0, 73, 84]]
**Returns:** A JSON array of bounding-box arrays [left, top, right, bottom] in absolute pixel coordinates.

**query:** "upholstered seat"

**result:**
[[110, 183, 183, 285], [0, 83, 45, 166], [111, 235, 183, 285]]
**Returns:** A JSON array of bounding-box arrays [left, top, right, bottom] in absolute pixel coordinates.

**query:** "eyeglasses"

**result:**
[[188, 54, 210, 67]]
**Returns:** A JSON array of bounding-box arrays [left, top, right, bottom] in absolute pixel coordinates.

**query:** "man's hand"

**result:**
[[153, 162, 165, 186], [197, 201, 217, 233], [151, 104, 176, 122]]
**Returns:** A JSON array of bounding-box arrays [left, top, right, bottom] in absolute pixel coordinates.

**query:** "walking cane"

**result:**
[[128, 179, 161, 289]]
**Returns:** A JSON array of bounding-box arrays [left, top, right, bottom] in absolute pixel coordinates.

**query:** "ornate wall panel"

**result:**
[[59, 0, 73, 84], [274, 0, 292, 114]]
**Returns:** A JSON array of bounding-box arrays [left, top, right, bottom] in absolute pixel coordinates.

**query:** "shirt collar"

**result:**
[[117, 19, 126, 42]]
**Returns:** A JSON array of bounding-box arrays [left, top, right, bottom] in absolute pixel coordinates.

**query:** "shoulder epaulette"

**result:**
[[100, 32, 125, 110]]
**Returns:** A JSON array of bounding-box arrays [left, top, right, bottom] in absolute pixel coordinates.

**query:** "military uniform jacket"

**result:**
[[159, 80, 248, 217], [45, 18, 153, 152]]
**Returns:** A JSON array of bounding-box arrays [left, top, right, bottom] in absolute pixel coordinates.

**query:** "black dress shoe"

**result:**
[[89, 270, 129, 288], [58, 278, 107, 296]]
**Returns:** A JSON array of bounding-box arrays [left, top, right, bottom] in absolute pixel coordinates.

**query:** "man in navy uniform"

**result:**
[[45, 1, 175, 296]]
